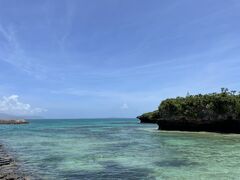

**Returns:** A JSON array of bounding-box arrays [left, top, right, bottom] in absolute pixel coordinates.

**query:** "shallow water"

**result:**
[[1, 118, 240, 179]]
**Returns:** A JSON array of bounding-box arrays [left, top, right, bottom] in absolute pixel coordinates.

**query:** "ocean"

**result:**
[[1, 118, 240, 179]]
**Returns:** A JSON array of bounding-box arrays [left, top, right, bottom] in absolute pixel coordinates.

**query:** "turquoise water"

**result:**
[[1, 118, 240, 179]]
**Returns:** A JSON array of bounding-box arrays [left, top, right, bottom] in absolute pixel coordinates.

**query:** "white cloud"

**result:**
[[121, 103, 129, 109], [0, 95, 46, 115]]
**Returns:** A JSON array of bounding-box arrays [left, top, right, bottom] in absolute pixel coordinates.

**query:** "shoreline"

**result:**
[[0, 143, 28, 180]]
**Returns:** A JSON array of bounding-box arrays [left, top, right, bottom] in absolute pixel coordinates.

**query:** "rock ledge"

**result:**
[[0, 144, 28, 180], [0, 120, 29, 125]]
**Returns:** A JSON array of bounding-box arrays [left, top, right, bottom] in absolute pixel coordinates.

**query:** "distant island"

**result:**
[[137, 88, 240, 133]]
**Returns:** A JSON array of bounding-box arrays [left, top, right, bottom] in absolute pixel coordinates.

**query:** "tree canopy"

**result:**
[[138, 89, 240, 123]]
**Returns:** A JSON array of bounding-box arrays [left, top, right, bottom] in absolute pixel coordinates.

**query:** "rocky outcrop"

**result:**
[[0, 120, 29, 125], [138, 89, 240, 133], [137, 110, 159, 123], [0, 144, 28, 180]]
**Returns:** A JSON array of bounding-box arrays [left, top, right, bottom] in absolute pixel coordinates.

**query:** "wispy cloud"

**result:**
[[120, 103, 128, 109], [0, 24, 47, 79], [76, 36, 240, 81], [0, 95, 46, 115], [58, 1, 76, 52], [51, 88, 177, 103]]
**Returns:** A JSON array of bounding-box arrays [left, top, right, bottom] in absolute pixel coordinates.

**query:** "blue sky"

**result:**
[[0, 0, 240, 118]]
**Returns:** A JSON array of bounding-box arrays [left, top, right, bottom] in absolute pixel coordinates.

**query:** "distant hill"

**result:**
[[0, 113, 43, 120], [0, 113, 19, 119]]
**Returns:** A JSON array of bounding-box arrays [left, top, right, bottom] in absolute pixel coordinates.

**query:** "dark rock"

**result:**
[[0, 144, 28, 180], [157, 118, 240, 133], [0, 120, 29, 125]]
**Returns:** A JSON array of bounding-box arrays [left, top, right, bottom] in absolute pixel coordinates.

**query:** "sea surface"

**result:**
[[1, 118, 240, 179]]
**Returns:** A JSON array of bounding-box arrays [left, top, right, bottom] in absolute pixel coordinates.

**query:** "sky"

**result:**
[[0, 0, 240, 118]]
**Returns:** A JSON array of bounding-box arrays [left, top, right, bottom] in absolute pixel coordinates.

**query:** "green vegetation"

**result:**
[[137, 110, 159, 123], [138, 88, 240, 123]]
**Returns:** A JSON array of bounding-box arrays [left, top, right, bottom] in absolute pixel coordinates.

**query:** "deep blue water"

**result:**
[[1, 118, 240, 179]]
